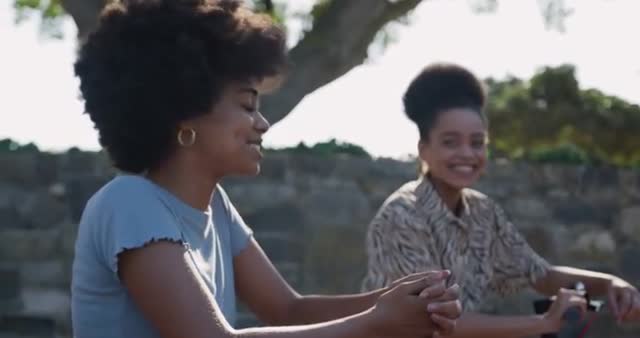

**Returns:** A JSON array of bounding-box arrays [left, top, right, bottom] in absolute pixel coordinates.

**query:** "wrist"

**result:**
[[611, 276, 632, 288], [359, 307, 382, 338]]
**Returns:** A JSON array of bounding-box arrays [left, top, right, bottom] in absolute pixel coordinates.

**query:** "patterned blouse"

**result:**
[[361, 175, 551, 311]]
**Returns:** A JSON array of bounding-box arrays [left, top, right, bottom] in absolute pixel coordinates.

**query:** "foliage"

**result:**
[[248, 0, 287, 25], [487, 64, 640, 167], [267, 139, 371, 158], [528, 143, 591, 165], [0, 138, 40, 153], [13, 0, 65, 38]]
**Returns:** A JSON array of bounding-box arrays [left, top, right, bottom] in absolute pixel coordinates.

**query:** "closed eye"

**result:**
[[242, 105, 257, 113]]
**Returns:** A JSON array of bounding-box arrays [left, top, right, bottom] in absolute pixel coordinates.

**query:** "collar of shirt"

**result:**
[[414, 174, 472, 231]]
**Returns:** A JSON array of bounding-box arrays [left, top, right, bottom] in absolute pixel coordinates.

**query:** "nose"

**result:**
[[459, 144, 475, 158], [254, 110, 270, 134]]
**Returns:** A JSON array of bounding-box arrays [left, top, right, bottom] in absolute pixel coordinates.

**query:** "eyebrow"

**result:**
[[439, 131, 486, 137]]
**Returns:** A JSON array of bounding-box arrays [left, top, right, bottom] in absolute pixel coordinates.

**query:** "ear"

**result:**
[[418, 139, 429, 162], [178, 118, 198, 133], [417, 139, 430, 175]]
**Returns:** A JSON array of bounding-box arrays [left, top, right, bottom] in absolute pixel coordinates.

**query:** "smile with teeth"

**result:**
[[449, 164, 476, 174], [247, 140, 262, 150]]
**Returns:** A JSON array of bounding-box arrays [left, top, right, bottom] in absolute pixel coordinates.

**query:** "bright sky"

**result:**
[[1, 0, 638, 159]]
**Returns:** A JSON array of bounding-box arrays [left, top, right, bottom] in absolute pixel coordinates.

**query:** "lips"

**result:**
[[247, 139, 262, 147], [449, 164, 477, 174], [246, 139, 263, 158]]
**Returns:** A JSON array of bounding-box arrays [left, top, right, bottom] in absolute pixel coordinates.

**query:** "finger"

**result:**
[[396, 271, 444, 284], [559, 288, 586, 298], [427, 270, 451, 283], [617, 290, 633, 322], [409, 270, 450, 280], [621, 297, 636, 322], [618, 290, 634, 321], [608, 285, 621, 320], [427, 300, 462, 319], [397, 277, 435, 295], [567, 296, 588, 321], [629, 309, 640, 322], [425, 283, 460, 302], [437, 284, 460, 302], [557, 289, 585, 306], [624, 298, 640, 322], [432, 313, 456, 336], [431, 313, 456, 336], [419, 280, 447, 299], [400, 272, 450, 295]]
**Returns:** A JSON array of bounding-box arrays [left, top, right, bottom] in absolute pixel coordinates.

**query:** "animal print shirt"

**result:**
[[361, 176, 550, 311]]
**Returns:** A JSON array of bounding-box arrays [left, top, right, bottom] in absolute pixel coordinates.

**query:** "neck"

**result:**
[[427, 174, 463, 215], [146, 156, 221, 211]]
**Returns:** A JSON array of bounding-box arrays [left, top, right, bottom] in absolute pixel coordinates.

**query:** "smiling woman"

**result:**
[[361, 63, 640, 338], [69, 1, 462, 338]]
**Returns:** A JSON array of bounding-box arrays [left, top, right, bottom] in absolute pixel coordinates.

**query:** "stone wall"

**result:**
[[1, 149, 639, 337]]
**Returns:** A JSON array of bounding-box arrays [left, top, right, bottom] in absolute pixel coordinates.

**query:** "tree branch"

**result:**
[[262, 0, 274, 14], [60, 0, 105, 40], [260, 0, 424, 125]]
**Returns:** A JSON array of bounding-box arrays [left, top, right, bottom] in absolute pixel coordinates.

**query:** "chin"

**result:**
[[235, 163, 261, 177], [441, 175, 480, 190]]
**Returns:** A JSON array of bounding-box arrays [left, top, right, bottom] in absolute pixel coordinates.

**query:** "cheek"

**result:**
[[477, 148, 488, 162], [424, 147, 452, 170], [229, 114, 254, 138], [475, 149, 488, 172], [433, 146, 457, 162], [211, 116, 252, 147]]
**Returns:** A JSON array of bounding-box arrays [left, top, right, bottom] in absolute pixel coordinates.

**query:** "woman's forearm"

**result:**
[[445, 313, 554, 338], [234, 309, 376, 338], [283, 290, 385, 325], [533, 266, 615, 297]]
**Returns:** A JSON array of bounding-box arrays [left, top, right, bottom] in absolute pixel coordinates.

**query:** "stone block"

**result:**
[[256, 154, 289, 181], [226, 182, 296, 215], [504, 197, 551, 222], [19, 261, 66, 288], [0, 315, 56, 338], [620, 206, 640, 242], [568, 230, 617, 260], [552, 198, 613, 226], [288, 154, 337, 178], [64, 176, 109, 222], [298, 181, 372, 229], [0, 184, 29, 229], [18, 193, 69, 229], [520, 226, 559, 260], [0, 230, 60, 260], [59, 222, 78, 258], [0, 265, 21, 309], [0, 153, 39, 187], [243, 203, 305, 234], [619, 245, 640, 283], [20, 289, 70, 322]]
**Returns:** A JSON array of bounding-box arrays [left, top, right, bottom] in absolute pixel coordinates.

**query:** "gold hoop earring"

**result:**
[[177, 128, 196, 147]]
